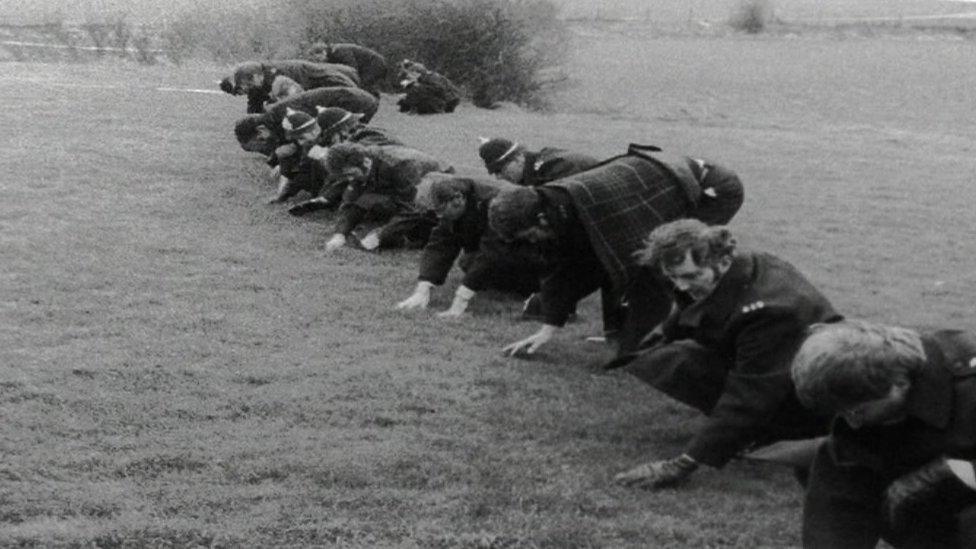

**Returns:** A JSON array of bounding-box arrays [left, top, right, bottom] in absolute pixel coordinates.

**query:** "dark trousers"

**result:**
[[336, 196, 437, 250], [625, 340, 729, 413], [613, 268, 674, 355], [376, 211, 438, 249], [335, 193, 401, 235], [625, 340, 824, 442], [458, 252, 540, 297], [804, 443, 976, 549]]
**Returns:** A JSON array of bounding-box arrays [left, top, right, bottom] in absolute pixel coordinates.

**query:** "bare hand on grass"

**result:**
[[502, 325, 556, 356]]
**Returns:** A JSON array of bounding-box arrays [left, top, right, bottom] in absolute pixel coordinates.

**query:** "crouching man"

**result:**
[[321, 142, 451, 252], [613, 219, 840, 489], [791, 320, 976, 548], [396, 59, 461, 114], [234, 87, 380, 157], [396, 176, 544, 317], [478, 137, 599, 187]]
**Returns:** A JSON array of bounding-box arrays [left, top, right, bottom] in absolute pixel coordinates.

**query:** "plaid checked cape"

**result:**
[[548, 153, 693, 290]]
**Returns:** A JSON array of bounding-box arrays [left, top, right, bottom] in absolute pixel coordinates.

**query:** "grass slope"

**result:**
[[2, 26, 976, 547]]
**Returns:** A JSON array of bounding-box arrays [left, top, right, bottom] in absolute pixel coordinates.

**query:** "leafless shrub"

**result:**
[[131, 27, 157, 65], [40, 18, 81, 61], [81, 19, 110, 57], [730, 0, 774, 34], [294, 0, 568, 109], [110, 14, 133, 58]]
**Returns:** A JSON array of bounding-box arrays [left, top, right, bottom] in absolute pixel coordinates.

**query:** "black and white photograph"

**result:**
[[2, 0, 975, 546]]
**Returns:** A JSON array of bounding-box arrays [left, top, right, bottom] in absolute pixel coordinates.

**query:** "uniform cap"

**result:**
[[281, 107, 317, 138], [479, 137, 523, 174], [315, 106, 364, 135]]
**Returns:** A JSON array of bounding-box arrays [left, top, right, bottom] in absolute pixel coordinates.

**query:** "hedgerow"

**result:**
[[165, 0, 567, 109]]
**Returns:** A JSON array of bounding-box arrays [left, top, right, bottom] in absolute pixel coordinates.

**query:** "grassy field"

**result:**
[[2, 23, 976, 548]]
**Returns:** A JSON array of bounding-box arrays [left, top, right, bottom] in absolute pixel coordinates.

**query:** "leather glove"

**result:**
[[882, 458, 976, 539], [613, 454, 699, 489]]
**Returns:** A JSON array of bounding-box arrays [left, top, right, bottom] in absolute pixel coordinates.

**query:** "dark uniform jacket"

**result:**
[[272, 127, 405, 205], [332, 146, 449, 236], [323, 43, 388, 95], [417, 178, 540, 290], [661, 251, 840, 467], [520, 148, 599, 187], [534, 187, 608, 327], [237, 87, 380, 156], [345, 127, 402, 147], [239, 60, 361, 114], [398, 70, 462, 114], [803, 330, 976, 548], [338, 146, 449, 209]]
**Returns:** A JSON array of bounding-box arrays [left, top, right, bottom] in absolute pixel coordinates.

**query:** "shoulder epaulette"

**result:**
[[740, 300, 765, 314]]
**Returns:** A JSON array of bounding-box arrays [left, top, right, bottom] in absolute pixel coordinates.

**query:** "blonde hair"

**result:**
[[634, 219, 736, 270], [791, 320, 926, 412]]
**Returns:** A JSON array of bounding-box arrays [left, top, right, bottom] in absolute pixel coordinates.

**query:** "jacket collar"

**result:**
[[521, 150, 540, 183], [677, 252, 754, 327], [904, 335, 954, 429]]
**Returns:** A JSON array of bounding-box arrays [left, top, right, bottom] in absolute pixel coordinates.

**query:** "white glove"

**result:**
[[360, 230, 381, 251], [396, 281, 433, 310], [502, 324, 558, 356], [307, 145, 328, 161], [437, 285, 475, 319], [325, 233, 346, 252]]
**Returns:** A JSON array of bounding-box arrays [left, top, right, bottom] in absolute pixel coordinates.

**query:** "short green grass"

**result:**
[[2, 24, 975, 547]]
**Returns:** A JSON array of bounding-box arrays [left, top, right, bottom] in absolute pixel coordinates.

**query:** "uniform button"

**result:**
[[969, 357, 976, 368]]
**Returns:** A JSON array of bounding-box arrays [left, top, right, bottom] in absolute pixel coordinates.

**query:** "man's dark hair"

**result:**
[[219, 77, 237, 95], [634, 219, 736, 270], [234, 115, 263, 145]]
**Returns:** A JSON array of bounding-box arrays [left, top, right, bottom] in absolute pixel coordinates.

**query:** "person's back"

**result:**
[[235, 87, 379, 156], [523, 147, 600, 186], [368, 145, 453, 199], [236, 60, 361, 113], [397, 60, 461, 114], [322, 43, 388, 95]]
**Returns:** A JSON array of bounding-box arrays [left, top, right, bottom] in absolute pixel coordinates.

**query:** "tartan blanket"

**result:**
[[548, 153, 693, 290]]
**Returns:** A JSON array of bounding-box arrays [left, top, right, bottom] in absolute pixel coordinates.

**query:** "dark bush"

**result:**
[[730, 0, 774, 34], [290, 0, 568, 109], [110, 14, 132, 58], [81, 20, 110, 57]]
